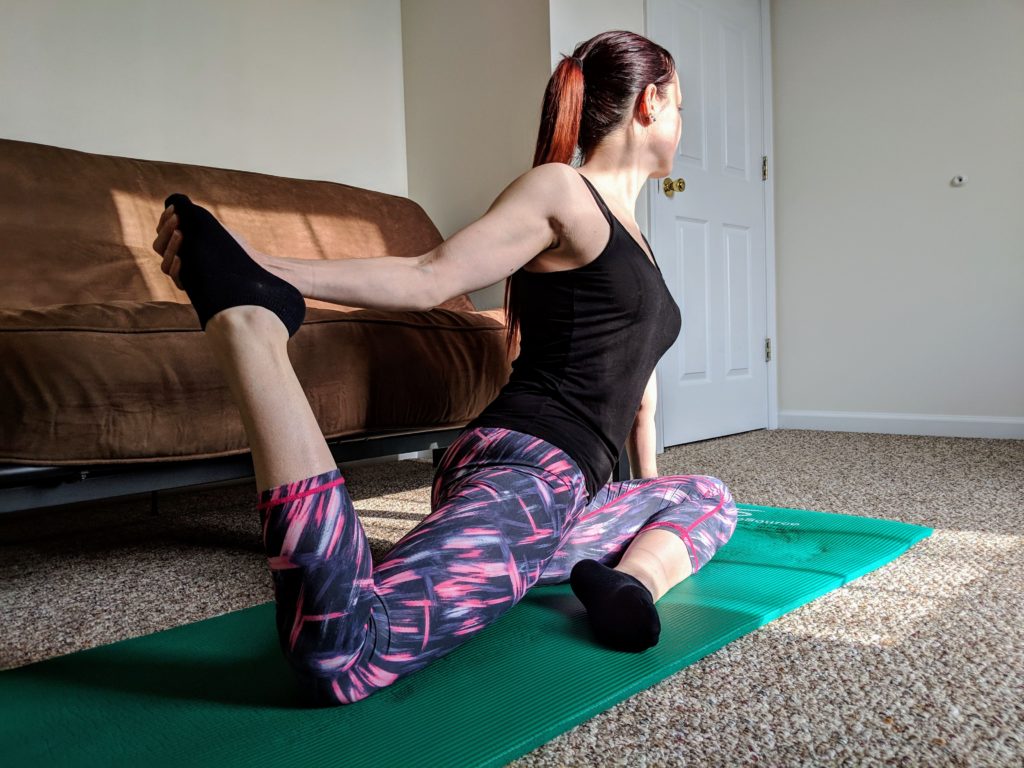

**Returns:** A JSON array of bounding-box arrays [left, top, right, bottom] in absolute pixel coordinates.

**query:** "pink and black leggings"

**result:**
[[257, 426, 737, 705]]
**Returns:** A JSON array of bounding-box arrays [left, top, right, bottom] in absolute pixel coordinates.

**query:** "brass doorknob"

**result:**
[[662, 177, 686, 197]]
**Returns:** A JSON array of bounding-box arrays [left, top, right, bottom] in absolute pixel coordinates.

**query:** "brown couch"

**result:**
[[0, 138, 519, 513]]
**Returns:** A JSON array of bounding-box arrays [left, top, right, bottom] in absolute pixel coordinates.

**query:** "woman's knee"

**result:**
[[294, 674, 372, 707], [274, 592, 395, 706], [691, 474, 732, 503], [699, 475, 738, 537], [290, 665, 353, 707], [286, 649, 394, 707], [665, 474, 737, 541], [662, 473, 734, 510]]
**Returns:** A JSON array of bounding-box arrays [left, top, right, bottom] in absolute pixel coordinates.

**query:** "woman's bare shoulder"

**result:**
[[508, 163, 607, 272], [512, 162, 590, 235], [525, 162, 579, 202]]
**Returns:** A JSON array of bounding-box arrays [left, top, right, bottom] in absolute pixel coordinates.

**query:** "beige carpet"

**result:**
[[1, 429, 1021, 766]]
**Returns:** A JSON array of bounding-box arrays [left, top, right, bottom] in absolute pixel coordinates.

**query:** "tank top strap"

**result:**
[[576, 170, 662, 271], [575, 171, 614, 227]]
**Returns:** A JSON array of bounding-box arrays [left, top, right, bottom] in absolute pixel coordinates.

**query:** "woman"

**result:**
[[153, 30, 737, 706]]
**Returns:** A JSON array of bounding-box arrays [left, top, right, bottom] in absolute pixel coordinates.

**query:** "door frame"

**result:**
[[645, 0, 779, 455]]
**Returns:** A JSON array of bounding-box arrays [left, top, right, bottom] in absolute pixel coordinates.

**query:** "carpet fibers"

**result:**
[[1, 429, 1020, 766]]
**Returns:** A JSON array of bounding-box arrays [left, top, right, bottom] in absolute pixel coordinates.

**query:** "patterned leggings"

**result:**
[[257, 426, 737, 705]]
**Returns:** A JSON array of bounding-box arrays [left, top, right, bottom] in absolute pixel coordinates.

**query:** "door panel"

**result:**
[[647, 0, 770, 445]]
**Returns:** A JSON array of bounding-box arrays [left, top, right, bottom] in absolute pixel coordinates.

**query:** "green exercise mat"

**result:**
[[0, 504, 931, 768]]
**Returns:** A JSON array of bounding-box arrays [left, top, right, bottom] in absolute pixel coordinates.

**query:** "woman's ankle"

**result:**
[[614, 563, 662, 602], [206, 305, 290, 341]]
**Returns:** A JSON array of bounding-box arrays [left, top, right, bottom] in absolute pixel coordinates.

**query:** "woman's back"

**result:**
[[467, 169, 681, 502]]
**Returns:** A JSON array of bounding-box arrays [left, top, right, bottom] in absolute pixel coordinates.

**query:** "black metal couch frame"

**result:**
[[0, 428, 631, 515]]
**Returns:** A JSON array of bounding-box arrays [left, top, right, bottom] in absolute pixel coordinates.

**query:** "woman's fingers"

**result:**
[[170, 256, 183, 290], [154, 216, 181, 270], [159, 230, 182, 276], [153, 204, 185, 289], [156, 204, 175, 233], [161, 231, 184, 280], [153, 216, 176, 255]]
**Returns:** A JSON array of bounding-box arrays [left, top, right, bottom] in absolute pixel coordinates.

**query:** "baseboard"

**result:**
[[778, 410, 1024, 439]]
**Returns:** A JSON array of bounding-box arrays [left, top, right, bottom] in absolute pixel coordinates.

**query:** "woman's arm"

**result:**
[[260, 251, 438, 312], [414, 163, 570, 306], [625, 370, 659, 479], [157, 163, 572, 312]]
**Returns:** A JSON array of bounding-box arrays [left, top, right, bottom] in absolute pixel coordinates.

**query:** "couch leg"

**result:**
[[149, 490, 159, 517]]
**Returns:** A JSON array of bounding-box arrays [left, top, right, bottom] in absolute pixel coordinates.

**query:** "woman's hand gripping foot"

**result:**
[[152, 195, 306, 337]]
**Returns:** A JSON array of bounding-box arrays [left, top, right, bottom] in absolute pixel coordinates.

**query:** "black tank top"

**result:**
[[466, 171, 682, 501]]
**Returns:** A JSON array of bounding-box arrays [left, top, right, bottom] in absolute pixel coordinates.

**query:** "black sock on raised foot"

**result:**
[[164, 193, 306, 337], [570, 558, 661, 652]]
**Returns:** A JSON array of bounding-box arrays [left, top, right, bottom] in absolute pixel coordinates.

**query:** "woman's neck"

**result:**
[[577, 160, 653, 219]]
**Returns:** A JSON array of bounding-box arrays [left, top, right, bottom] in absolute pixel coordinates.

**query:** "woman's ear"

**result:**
[[642, 83, 663, 120]]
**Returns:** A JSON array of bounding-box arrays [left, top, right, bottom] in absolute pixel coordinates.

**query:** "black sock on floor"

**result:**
[[164, 193, 306, 337], [569, 558, 661, 652]]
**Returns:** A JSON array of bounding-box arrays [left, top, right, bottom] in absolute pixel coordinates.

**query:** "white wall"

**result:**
[[772, 0, 1024, 430], [4, 0, 1020, 434], [549, 0, 645, 73], [401, 0, 551, 311], [0, 0, 408, 194]]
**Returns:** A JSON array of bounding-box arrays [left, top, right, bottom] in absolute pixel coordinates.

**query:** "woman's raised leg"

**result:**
[[203, 305, 337, 493], [163, 195, 392, 705], [200, 304, 386, 704]]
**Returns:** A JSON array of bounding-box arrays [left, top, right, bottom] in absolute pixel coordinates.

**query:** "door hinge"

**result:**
[[762, 155, 768, 181], [765, 338, 772, 362]]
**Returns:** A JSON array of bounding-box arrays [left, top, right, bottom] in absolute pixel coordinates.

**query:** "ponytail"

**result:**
[[532, 56, 585, 167], [501, 32, 676, 361], [503, 55, 584, 357]]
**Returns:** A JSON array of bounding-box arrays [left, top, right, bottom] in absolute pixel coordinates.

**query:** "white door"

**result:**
[[646, 0, 772, 446]]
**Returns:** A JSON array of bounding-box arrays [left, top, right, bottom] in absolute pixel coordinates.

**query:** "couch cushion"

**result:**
[[0, 302, 512, 464], [0, 138, 474, 313]]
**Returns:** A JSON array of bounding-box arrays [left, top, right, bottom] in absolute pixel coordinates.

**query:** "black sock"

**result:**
[[164, 193, 306, 337], [569, 558, 661, 652]]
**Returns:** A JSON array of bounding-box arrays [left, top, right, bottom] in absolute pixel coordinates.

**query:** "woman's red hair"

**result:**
[[502, 31, 676, 358]]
